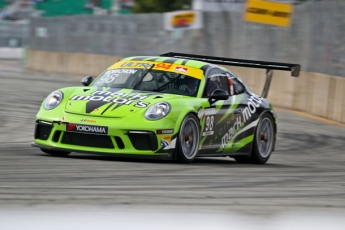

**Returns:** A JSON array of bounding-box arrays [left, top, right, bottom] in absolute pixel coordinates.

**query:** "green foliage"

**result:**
[[35, 0, 112, 17], [132, 0, 192, 13]]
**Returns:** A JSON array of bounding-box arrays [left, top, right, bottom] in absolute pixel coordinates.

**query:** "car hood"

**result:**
[[65, 87, 181, 118]]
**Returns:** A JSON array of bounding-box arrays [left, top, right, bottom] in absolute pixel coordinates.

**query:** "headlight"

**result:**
[[44, 91, 63, 110], [145, 102, 170, 120]]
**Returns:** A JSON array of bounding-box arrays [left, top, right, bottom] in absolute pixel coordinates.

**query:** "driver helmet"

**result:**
[[186, 78, 198, 94]]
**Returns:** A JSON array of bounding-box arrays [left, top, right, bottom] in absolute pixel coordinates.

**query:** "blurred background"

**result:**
[[0, 0, 344, 77]]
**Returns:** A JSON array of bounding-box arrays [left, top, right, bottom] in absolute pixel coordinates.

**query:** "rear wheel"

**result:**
[[234, 113, 275, 164], [176, 114, 200, 163], [40, 148, 71, 157], [251, 113, 275, 164]]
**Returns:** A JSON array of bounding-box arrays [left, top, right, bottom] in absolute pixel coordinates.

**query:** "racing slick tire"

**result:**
[[40, 148, 71, 157], [175, 114, 200, 164], [234, 113, 275, 164]]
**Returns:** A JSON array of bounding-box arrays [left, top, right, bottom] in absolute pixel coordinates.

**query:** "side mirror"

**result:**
[[208, 89, 229, 104], [81, 76, 93, 86]]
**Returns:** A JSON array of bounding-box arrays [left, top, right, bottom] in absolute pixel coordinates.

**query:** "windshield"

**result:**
[[91, 67, 201, 97]]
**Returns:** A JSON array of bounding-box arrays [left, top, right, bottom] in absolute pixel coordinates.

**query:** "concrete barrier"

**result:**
[[26, 49, 345, 124], [27, 49, 121, 77], [332, 77, 345, 123], [0, 48, 24, 60]]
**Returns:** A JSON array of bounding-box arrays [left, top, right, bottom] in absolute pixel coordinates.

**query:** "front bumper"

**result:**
[[32, 113, 177, 157], [31, 142, 174, 160]]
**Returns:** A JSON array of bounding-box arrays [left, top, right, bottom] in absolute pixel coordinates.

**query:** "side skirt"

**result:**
[[196, 151, 250, 157]]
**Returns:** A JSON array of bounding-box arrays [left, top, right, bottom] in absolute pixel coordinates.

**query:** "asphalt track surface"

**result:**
[[1, 61, 345, 219]]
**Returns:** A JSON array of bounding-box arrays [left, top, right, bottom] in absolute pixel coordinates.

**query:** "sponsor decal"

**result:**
[[70, 91, 150, 108], [241, 95, 262, 123], [161, 139, 170, 147], [202, 130, 214, 137], [207, 113, 233, 147], [221, 116, 242, 149], [80, 119, 96, 123], [160, 135, 171, 147], [110, 69, 138, 74], [160, 135, 172, 147], [220, 95, 262, 149], [156, 129, 174, 135], [174, 67, 189, 73], [66, 124, 108, 135], [244, 0, 293, 27], [174, 66, 188, 73], [120, 62, 152, 69], [163, 137, 177, 150], [108, 60, 203, 80]]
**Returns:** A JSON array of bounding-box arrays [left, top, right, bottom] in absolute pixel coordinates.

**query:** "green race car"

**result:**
[[32, 52, 300, 164]]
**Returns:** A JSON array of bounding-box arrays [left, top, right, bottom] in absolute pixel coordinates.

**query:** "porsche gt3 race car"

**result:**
[[31, 52, 300, 164]]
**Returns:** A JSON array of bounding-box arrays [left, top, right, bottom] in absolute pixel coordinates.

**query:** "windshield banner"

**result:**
[[108, 60, 203, 79]]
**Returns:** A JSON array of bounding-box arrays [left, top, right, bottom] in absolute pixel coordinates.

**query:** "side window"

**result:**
[[203, 75, 230, 97], [204, 68, 229, 97], [231, 77, 245, 94], [217, 76, 230, 93]]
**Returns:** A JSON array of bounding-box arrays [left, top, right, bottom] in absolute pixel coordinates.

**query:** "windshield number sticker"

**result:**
[[155, 63, 172, 70], [98, 73, 119, 84]]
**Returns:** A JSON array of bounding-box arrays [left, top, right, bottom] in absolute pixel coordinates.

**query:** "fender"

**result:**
[[173, 107, 199, 134], [249, 110, 277, 154]]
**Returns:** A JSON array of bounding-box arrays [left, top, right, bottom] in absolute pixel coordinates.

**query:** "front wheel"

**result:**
[[40, 148, 71, 157], [176, 114, 200, 163]]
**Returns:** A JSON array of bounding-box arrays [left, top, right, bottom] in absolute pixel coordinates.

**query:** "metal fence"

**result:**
[[28, 1, 345, 77], [0, 21, 29, 47]]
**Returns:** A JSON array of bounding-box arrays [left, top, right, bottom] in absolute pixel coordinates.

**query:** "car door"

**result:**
[[198, 68, 236, 154], [226, 76, 263, 153]]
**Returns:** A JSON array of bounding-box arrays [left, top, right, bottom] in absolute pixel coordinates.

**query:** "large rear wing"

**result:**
[[160, 52, 301, 98]]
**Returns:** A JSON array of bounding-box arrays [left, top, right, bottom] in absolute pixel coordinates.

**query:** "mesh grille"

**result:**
[[128, 133, 158, 151], [61, 132, 114, 149], [35, 124, 52, 140]]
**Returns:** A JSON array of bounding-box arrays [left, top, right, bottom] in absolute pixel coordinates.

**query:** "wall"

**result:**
[[25, 1, 345, 123], [27, 49, 345, 124], [27, 1, 345, 77], [0, 21, 29, 47]]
